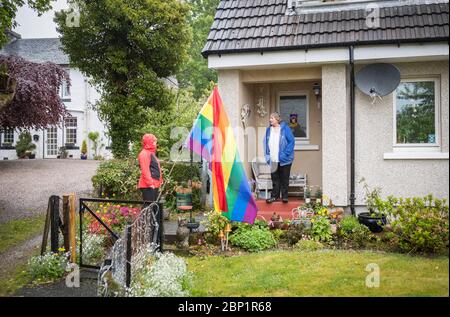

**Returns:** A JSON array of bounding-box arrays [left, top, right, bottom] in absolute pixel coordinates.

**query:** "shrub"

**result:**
[[92, 159, 141, 199], [385, 194, 449, 254], [128, 251, 191, 297], [338, 216, 373, 248], [202, 210, 230, 244], [81, 139, 88, 154], [310, 216, 333, 243], [15, 132, 36, 158], [281, 223, 308, 246], [294, 240, 324, 252], [27, 250, 68, 284], [92, 159, 203, 208], [271, 229, 284, 242], [229, 225, 277, 252]]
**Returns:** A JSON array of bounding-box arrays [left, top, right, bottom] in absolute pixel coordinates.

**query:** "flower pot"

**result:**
[[80, 154, 88, 160], [358, 212, 387, 233]]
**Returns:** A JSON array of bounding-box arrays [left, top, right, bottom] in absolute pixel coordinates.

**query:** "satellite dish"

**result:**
[[355, 63, 401, 103]]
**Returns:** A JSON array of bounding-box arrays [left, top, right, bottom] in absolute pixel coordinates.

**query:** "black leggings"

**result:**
[[141, 188, 159, 202], [270, 163, 292, 199]]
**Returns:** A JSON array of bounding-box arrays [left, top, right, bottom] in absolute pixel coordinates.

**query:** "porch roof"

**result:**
[[202, 0, 449, 57]]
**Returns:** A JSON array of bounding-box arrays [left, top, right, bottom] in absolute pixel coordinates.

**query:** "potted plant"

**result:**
[[15, 132, 36, 159], [80, 140, 88, 160], [315, 187, 323, 204], [58, 146, 68, 159], [357, 178, 387, 233], [304, 186, 311, 204]]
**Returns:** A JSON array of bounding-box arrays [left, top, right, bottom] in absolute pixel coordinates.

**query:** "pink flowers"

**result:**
[[86, 203, 142, 235]]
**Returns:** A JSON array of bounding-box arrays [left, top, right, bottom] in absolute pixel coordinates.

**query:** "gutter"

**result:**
[[349, 46, 356, 216], [201, 37, 449, 58]]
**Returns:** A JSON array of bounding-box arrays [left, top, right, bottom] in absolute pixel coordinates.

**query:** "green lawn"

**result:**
[[0, 215, 45, 254], [185, 250, 449, 297]]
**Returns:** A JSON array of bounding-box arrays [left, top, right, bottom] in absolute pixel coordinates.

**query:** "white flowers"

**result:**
[[128, 252, 191, 297]]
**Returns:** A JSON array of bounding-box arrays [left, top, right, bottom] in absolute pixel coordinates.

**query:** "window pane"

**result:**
[[3, 129, 14, 144], [280, 95, 307, 138], [396, 81, 436, 144]]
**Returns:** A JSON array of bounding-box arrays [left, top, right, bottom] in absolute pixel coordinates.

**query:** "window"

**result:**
[[279, 93, 309, 140], [59, 69, 71, 100], [65, 117, 77, 144], [2, 129, 14, 145], [394, 79, 439, 147]]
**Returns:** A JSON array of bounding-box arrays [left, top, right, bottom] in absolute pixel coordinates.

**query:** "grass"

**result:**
[[0, 255, 36, 297], [185, 249, 449, 297], [0, 215, 46, 254]]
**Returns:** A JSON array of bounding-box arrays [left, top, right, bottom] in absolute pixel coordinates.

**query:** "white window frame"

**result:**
[[65, 116, 78, 145], [60, 68, 71, 101], [392, 77, 441, 153], [277, 91, 313, 150], [2, 128, 15, 145]]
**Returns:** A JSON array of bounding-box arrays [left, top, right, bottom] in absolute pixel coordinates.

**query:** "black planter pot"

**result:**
[[358, 212, 387, 233]]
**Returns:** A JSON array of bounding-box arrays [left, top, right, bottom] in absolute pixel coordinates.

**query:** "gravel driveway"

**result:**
[[0, 159, 101, 224]]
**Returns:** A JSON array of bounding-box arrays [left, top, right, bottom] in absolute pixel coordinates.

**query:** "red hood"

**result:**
[[142, 134, 157, 152]]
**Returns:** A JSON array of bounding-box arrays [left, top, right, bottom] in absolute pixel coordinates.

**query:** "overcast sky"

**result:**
[[13, 0, 69, 38]]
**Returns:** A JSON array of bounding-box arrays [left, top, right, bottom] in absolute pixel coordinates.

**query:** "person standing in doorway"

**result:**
[[264, 112, 295, 203], [138, 134, 163, 202]]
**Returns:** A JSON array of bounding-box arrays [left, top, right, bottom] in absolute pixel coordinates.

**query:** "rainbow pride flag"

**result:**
[[185, 87, 258, 224]]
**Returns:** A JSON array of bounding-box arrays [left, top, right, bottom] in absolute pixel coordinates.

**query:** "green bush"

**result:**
[[92, 159, 141, 200], [201, 210, 230, 244], [271, 229, 284, 242], [27, 251, 68, 284], [385, 194, 449, 254], [310, 216, 333, 243], [81, 139, 88, 154], [229, 225, 277, 252], [338, 216, 373, 248], [91, 159, 203, 209], [281, 224, 308, 246], [294, 239, 324, 252], [15, 132, 36, 158]]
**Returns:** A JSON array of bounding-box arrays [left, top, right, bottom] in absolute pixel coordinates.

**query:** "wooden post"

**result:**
[[50, 195, 59, 253], [69, 194, 77, 263], [62, 195, 70, 252], [41, 197, 52, 255]]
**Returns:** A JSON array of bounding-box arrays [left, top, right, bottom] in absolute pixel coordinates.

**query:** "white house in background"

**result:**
[[203, 0, 449, 213], [0, 30, 112, 160]]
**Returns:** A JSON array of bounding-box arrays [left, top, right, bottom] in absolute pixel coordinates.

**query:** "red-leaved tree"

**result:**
[[0, 54, 70, 129]]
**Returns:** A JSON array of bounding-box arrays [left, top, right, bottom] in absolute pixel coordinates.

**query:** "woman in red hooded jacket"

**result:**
[[138, 134, 163, 202]]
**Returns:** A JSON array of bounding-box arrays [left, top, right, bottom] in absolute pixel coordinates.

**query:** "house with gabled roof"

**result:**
[[0, 31, 112, 160], [202, 0, 449, 214]]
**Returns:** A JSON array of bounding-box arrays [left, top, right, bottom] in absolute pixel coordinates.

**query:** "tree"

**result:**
[[177, 0, 219, 99], [0, 54, 70, 129], [54, 0, 191, 158], [0, 0, 53, 48], [15, 131, 36, 158]]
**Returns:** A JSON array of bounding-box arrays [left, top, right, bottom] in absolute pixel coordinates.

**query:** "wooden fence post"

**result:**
[[40, 197, 52, 255], [50, 195, 60, 253], [69, 193, 77, 263], [62, 195, 70, 252]]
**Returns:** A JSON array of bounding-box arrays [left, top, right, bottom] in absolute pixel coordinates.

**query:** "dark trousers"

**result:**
[[141, 188, 159, 202], [270, 163, 292, 199]]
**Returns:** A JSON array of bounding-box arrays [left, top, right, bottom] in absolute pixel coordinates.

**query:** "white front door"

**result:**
[[45, 127, 58, 158]]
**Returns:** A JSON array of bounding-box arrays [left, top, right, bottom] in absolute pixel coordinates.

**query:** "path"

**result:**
[[0, 159, 101, 224]]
